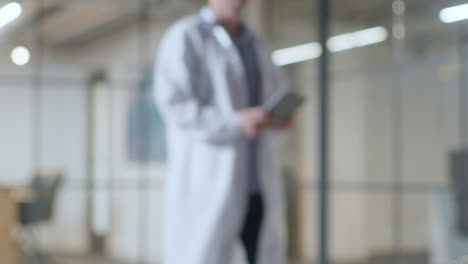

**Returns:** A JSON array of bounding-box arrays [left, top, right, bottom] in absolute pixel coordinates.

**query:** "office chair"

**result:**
[[16, 170, 64, 264]]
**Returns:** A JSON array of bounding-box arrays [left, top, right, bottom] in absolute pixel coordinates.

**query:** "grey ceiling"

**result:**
[[1, 0, 467, 48]]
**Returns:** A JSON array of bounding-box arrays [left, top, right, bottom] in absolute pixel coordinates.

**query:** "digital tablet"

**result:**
[[264, 89, 305, 122]]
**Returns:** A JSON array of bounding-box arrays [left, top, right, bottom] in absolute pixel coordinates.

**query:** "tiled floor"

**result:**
[[20, 255, 125, 264], [52, 256, 128, 264], [25, 253, 427, 264]]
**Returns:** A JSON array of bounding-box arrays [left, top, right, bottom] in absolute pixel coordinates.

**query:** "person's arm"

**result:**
[[154, 26, 271, 144], [154, 28, 241, 145]]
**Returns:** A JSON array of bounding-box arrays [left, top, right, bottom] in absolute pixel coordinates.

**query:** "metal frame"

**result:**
[[318, 0, 330, 263]]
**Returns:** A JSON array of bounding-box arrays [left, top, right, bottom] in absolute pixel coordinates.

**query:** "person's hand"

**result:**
[[282, 115, 296, 130], [240, 107, 275, 139]]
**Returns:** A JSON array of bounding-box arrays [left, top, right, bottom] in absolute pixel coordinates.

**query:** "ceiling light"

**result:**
[[0, 2, 22, 29], [273, 26, 388, 66], [439, 3, 468, 23], [327, 26, 388, 53], [272, 42, 323, 66], [11, 46, 30, 66]]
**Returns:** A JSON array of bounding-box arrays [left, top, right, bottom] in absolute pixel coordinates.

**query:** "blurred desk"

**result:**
[[0, 187, 33, 264]]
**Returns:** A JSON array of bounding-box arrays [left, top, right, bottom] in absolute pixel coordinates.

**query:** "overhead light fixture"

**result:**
[[439, 3, 468, 23], [272, 42, 323, 66], [273, 26, 388, 66], [327, 26, 388, 52], [11, 46, 30, 66], [0, 2, 22, 29]]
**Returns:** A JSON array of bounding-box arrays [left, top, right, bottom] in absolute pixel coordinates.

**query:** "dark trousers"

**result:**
[[240, 194, 264, 264]]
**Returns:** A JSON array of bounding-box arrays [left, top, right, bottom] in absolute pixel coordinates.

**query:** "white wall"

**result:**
[[0, 3, 200, 262], [0, 66, 90, 252], [296, 49, 369, 262], [0, 80, 33, 186], [295, 37, 462, 262]]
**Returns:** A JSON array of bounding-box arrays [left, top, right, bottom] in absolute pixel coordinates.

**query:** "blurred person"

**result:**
[[154, 0, 291, 263]]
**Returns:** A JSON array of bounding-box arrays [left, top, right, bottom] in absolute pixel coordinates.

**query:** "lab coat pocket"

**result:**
[[189, 142, 220, 195]]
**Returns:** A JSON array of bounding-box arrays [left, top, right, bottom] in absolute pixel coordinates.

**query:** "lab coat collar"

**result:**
[[199, 6, 218, 26], [199, 6, 233, 49], [199, 6, 255, 49]]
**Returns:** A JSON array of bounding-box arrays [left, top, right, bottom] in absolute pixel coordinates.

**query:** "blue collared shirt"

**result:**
[[199, 8, 263, 194]]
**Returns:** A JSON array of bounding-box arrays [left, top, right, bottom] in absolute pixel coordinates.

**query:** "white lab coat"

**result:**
[[154, 9, 287, 264]]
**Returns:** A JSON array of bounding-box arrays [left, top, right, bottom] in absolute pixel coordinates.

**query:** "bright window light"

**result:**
[[439, 3, 468, 23], [272, 42, 323, 66], [0, 2, 22, 29], [327, 26, 388, 52], [11, 46, 30, 66]]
